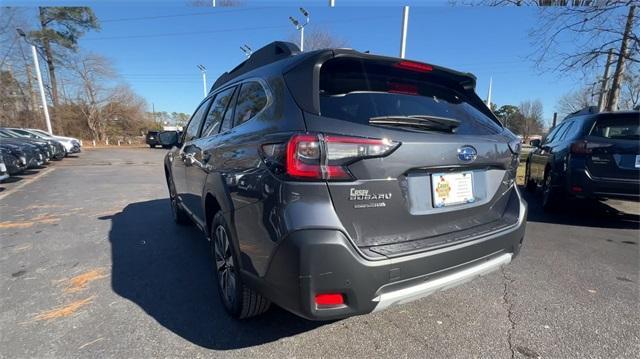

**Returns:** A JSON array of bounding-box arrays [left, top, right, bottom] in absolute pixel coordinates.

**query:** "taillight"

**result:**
[[284, 133, 399, 181], [394, 60, 433, 72], [570, 140, 612, 155]]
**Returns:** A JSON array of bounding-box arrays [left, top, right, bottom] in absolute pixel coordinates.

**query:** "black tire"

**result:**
[[524, 162, 536, 192], [211, 212, 270, 319], [149, 144, 156, 148], [167, 172, 190, 225], [541, 170, 562, 211]]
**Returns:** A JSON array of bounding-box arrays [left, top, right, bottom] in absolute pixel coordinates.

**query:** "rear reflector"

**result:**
[[394, 60, 433, 72], [315, 293, 344, 306], [571, 186, 583, 193]]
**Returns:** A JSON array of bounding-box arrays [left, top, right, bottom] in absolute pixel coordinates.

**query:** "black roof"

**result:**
[[211, 41, 300, 91]]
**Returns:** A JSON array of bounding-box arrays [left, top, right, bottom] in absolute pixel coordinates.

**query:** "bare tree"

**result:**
[[288, 27, 348, 51], [556, 86, 596, 117], [519, 100, 545, 140], [454, 2, 639, 109], [620, 67, 640, 108], [69, 53, 116, 140]]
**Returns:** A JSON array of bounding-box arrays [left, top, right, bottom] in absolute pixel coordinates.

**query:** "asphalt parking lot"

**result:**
[[1, 148, 638, 358]]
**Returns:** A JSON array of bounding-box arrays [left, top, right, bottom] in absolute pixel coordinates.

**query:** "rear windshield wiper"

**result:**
[[369, 115, 460, 133]]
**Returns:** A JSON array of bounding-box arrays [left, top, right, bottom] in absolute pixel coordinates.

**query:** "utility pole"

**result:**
[[152, 103, 157, 128], [606, 5, 635, 112], [486, 77, 493, 107], [17, 28, 52, 135], [400, 6, 409, 58], [197, 64, 207, 98], [552, 112, 557, 128], [289, 8, 309, 51], [597, 49, 614, 112]]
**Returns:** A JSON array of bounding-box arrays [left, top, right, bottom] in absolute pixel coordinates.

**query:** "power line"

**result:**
[[100, 6, 271, 23], [83, 15, 396, 41]]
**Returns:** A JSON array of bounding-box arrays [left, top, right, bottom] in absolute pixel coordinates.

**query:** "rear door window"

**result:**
[[201, 87, 236, 137], [590, 115, 639, 140], [544, 122, 567, 144], [318, 57, 502, 135], [220, 88, 239, 133], [233, 81, 268, 127]]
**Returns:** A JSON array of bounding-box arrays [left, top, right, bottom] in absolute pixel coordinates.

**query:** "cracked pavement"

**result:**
[[1, 148, 638, 358]]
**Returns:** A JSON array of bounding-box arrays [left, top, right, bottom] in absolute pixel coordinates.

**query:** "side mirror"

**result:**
[[158, 131, 180, 148], [529, 139, 541, 148]]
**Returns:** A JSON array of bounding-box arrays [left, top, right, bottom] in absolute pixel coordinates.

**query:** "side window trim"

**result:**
[[219, 86, 240, 134]]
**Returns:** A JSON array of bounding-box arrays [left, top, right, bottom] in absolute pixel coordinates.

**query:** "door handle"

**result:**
[[182, 152, 196, 166]]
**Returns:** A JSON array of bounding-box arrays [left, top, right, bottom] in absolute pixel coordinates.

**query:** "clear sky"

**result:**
[[10, 1, 596, 125]]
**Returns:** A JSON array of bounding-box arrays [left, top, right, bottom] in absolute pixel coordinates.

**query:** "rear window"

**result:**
[[319, 58, 502, 135], [590, 115, 639, 140]]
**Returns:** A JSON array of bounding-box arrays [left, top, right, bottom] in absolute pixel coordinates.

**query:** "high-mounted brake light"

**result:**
[[285, 134, 399, 181], [394, 60, 433, 73], [315, 293, 344, 307]]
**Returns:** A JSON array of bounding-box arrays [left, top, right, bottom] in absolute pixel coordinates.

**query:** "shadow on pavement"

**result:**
[[101, 199, 323, 350], [521, 187, 640, 230]]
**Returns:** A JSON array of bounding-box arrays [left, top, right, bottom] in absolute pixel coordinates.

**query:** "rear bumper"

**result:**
[[248, 187, 527, 320], [568, 168, 640, 200]]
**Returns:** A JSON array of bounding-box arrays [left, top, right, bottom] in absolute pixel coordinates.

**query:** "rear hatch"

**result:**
[[583, 113, 640, 180], [305, 56, 520, 257]]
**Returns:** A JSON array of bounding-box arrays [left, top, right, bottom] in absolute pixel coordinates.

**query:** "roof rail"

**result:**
[[566, 106, 599, 119], [211, 41, 301, 91]]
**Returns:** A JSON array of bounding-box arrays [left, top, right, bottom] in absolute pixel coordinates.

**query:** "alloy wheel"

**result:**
[[214, 225, 236, 307]]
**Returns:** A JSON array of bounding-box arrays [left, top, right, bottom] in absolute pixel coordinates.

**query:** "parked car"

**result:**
[[146, 131, 160, 148], [0, 128, 62, 161], [163, 42, 527, 320], [0, 150, 9, 182], [0, 134, 49, 165], [157, 130, 181, 149], [9, 128, 81, 155], [0, 143, 28, 174], [525, 108, 640, 209]]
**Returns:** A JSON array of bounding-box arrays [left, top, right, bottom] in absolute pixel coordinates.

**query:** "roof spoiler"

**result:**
[[211, 41, 300, 91]]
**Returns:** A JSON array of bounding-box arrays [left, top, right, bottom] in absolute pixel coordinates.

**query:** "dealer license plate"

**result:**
[[432, 171, 475, 208]]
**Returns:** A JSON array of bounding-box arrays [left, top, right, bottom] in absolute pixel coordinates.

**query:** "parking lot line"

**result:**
[[0, 167, 56, 202]]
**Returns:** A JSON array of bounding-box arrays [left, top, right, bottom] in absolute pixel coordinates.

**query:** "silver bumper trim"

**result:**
[[372, 252, 512, 312]]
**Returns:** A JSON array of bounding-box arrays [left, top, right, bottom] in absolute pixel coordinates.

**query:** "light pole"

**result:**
[[399, 6, 409, 59], [289, 7, 309, 51], [16, 28, 53, 135], [197, 64, 207, 98]]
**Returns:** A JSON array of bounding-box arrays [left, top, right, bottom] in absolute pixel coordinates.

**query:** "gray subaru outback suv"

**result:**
[[163, 41, 527, 320]]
